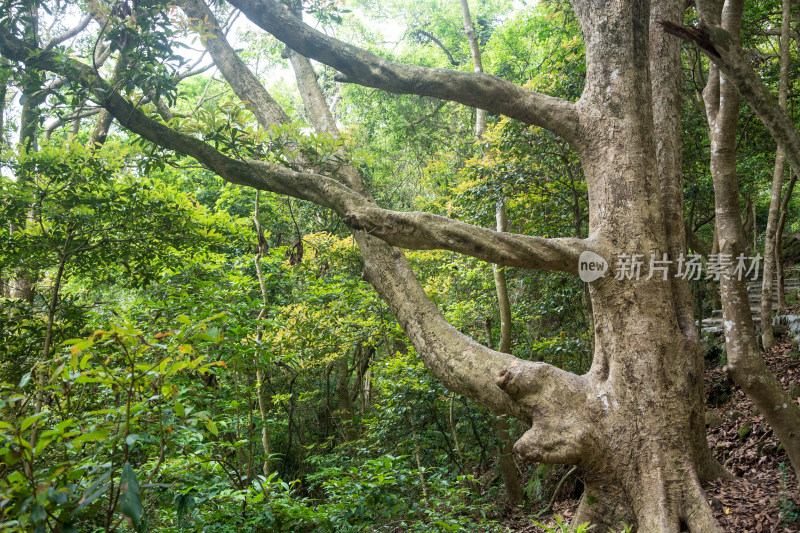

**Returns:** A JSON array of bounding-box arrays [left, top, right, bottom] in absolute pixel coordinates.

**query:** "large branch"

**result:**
[[661, 20, 800, 186], [345, 207, 584, 273], [179, 0, 289, 128], [224, 0, 579, 143], [0, 28, 584, 273]]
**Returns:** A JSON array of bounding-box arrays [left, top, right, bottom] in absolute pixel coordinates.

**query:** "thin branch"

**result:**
[[43, 107, 102, 139], [44, 14, 93, 50], [413, 29, 460, 66]]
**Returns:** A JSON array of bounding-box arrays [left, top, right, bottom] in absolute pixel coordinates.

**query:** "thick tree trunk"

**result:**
[[554, 1, 721, 529], [760, 0, 791, 349], [650, 0, 729, 484]]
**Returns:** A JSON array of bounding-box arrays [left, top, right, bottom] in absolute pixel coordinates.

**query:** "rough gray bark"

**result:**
[[650, 0, 728, 484], [760, 0, 791, 349]]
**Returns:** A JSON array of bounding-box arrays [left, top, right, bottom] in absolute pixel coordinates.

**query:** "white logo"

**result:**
[[579, 251, 608, 282]]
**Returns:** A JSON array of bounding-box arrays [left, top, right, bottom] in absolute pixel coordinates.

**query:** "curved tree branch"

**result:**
[[224, 0, 579, 143], [0, 28, 585, 274], [344, 207, 584, 273], [179, 0, 289, 128], [413, 29, 460, 67], [43, 13, 93, 50], [661, 19, 800, 186]]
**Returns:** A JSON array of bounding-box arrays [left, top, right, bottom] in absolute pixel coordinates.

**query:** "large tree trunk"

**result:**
[[555, 1, 720, 529]]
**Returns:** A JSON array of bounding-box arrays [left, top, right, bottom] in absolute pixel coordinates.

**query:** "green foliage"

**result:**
[[0, 317, 225, 532], [531, 515, 593, 533], [777, 462, 800, 526]]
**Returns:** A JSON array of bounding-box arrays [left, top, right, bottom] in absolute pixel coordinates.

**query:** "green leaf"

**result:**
[[21, 412, 46, 431], [18, 372, 31, 389], [75, 470, 111, 512], [205, 419, 218, 436], [126, 434, 139, 446], [173, 401, 185, 417], [72, 431, 107, 444], [119, 462, 143, 531]]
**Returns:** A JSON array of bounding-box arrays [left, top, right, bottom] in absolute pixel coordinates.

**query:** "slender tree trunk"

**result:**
[[28, 238, 70, 470], [460, 1, 524, 502], [489, 199, 525, 506], [336, 350, 355, 441], [448, 393, 466, 467], [252, 191, 272, 477], [760, 0, 791, 349], [459, 0, 485, 138], [704, 0, 800, 479], [777, 173, 797, 307], [409, 414, 429, 504]]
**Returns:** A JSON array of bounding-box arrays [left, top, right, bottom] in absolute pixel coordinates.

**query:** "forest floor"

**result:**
[[498, 331, 800, 532]]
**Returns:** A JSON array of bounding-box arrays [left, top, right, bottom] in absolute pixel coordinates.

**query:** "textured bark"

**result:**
[[700, 0, 800, 479], [760, 0, 791, 349], [650, 0, 728, 484], [180, 0, 289, 128], [226, 0, 580, 144]]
